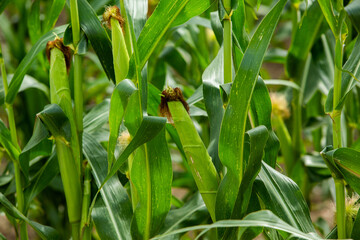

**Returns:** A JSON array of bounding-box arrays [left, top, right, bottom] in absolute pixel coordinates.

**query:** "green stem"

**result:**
[[0, 43, 28, 240], [70, 0, 83, 162], [80, 163, 91, 240], [74, 54, 83, 156], [72, 222, 80, 240], [223, 17, 232, 84], [14, 162, 28, 240], [335, 179, 346, 239], [333, 36, 346, 239]]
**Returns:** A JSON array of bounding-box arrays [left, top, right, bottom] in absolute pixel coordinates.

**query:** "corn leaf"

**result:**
[[325, 36, 360, 113], [108, 79, 137, 170], [0, 192, 60, 239], [24, 152, 58, 211], [137, 0, 190, 70], [28, 0, 41, 44], [345, 0, 360, 33], [250, 77, 280, 167], [152, 210, 320, 240], [317, 0, 339, 36], [130, 128, 172, 239], [6, 25, 66, 104], [78, 0, 115, 83], [171, 0, 217, 27], [0, 119, 20, 162], [43, 0, 66, 33], [0, 0, 10, 14], [216, 0, 287, 222], [321, 147, 360, 194], [223, 126, 269, 239], [83, 132, 133, 240], [19, 118, 52, 180], [255, 162, 316, 233], [202, 46, 224, 172], [286, 0, 323, 80], [124, 0, 147, 39]]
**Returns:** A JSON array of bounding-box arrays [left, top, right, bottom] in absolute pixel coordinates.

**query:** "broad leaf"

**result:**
[[255, 162, 316, 233], [216, 0, 287, 222], [6, 25, 66, 104], [83, 132, 133, 240], [321, 147, 360, 194], [0, 192, 60, 239], [137, 0, 190, 70], [152, 210, 320, 240], [78, 0, 115, 83], [108, 79, 137, 170]]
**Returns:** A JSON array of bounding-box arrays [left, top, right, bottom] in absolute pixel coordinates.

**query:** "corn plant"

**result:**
[[0, 0, 360, 239]]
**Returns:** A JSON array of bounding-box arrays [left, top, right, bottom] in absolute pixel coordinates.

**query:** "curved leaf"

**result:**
[[78, 0, 115, 83], [130, 128, 172, 239], [216, 0, 287, 222], [255, 162, 316, 233], [171, 0, 217, 27], [6, 25, 67, 104], [0, 192, 60, 239], [108, 79, 137, 170], [152, 210, 320, 240], [202, 46, 224, 172], [321, 147, 360, 194], [137, 0, 190, 70], [83, 132, 132, 240]]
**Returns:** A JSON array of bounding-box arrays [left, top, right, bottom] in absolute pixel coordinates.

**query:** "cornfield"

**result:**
[[0, 0, 360, 239]]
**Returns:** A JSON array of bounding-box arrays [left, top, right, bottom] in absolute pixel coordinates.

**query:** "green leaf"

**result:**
[[108, 79, 137, 170], [317, 0, 340, 36], [250, 77, 280, 167], [263, 79, 300, 90], [6, 25, 66, 104], [124, 0, 148, 38], [160, 193, 208, 237], [78, 0, 115, 83], [222, 126, 269, 239], [28, 0, 41, 44], [130, 128, 172, 239], [105, 116, 166, 183], [202, 46, 224, 173], [24, 152, 58, 211], [43, 0, 66, 33], [83, 99, 110, 133], [217, 0, 287, 222], [0, 74, 50, 106], [325, 36, 360, 113], [0, 0, 11, 14], [0, 192, 60, 239], [83, 132, 132, 240], [37, 104, 82, 224], [137, 0, 190, 70], [321, 147, 360, 194], [171, 0, 217, 27], [231, 0, 248, 51], [345, 0, 360, 33], [286, 0, 323, 80], [255, 162, 316, 233], [19, 117, 52, 180], [152, 210, 320, 240], [0, 119, 20, 162]]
